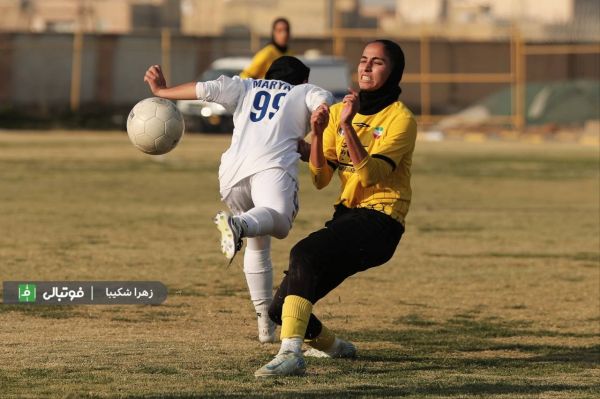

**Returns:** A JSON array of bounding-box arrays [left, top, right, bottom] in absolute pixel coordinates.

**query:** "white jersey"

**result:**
[[196, 76, 333, 191]]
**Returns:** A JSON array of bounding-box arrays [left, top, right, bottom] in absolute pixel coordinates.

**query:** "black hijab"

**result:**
[[270, 18, 290, 53], [358, 39, 405, 115], [265, 56, 310, 86]]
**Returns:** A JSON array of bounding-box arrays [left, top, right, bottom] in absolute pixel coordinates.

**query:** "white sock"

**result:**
[[238, 207, 290, 239], [279, 337, 303, 355], [255, 301, 271, 319], [243, 237, 273, 313]]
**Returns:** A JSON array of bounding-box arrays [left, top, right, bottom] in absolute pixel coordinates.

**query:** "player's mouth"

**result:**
[[360, 75, 372, 82]]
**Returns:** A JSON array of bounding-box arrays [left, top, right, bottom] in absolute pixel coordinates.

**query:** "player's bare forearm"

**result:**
[[152, 82, 197, 100], [340, 89, 368, 165], [340, 122, 368, 165], [309, 133, 326, 169], [309, 132, 334, 189], [309, 105, 329, 168]]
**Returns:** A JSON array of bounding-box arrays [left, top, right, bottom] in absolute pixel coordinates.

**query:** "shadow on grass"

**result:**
[[81, 380, 598, 398], [102, 315, 599, 399], [345, 315, 599, 365]]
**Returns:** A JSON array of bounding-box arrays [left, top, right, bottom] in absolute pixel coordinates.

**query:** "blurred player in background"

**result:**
[[240, 17, 291, 79], [143, 56, 333, 344], [255, 40, 417, 377]]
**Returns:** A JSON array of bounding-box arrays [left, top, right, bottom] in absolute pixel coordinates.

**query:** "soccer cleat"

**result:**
[[304, 338, 357, 359], [213, 211, 243, 264], [254, 351, 306, 378], [257, 313, 277, 344]]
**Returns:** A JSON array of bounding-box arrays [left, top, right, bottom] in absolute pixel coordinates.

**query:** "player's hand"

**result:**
[[311, 104, 329, 137], [144, 65, 167, 96], [340, 88, 359, 125]]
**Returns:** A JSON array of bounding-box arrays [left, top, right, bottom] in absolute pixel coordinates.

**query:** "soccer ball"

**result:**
[[126, 97, 185, 155]]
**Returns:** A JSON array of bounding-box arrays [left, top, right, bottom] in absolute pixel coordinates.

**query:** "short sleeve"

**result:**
[[354, 116, 417, 187], [371, 117, 417, 168], [196, 75, 247, 113]]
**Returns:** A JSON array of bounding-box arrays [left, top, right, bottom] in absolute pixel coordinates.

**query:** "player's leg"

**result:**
[[256, 207, 403, 377], [263, 224, 357, 364], [268, 262, 357, 359], [238, 168, 298, 239], [217, 180, 277, 342], [256, 219, 350, 377], [215, 168, 297, 261], [240, 168, 296, 345], [244, 235, 276, 343]]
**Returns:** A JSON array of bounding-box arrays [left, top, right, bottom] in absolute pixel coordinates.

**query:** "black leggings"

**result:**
[[268, 205, 404, 339]]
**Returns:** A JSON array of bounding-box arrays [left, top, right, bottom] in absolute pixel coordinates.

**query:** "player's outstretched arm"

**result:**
[[144, 65, 197, 100]]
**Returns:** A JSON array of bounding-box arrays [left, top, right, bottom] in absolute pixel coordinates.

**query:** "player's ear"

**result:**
[[303, 79, 308, 83]]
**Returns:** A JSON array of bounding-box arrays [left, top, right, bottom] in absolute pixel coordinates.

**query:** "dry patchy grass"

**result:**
[[0, 131, 598, 398]]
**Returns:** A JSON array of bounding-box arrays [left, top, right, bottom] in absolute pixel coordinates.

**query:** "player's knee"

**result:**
[[269, 210, 291, 239], [271, 226, 290, 240], [290, 238, 316, 262], [288, 241, 318, 279]]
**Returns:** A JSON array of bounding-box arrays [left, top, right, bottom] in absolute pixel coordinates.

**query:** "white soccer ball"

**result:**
[[126, 97, 185, 155]]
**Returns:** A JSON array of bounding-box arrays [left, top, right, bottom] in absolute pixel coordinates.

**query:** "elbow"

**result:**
[[312, 178, 329, 190], [357, 171, 380, 188], [359, 176, 378, 188], [356, 157, 393, 187]]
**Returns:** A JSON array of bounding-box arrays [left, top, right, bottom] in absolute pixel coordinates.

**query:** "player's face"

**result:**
[[273, 21, 289, 47], [358, 42, 392, 91]]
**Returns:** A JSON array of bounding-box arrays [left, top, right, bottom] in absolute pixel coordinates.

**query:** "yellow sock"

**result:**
[[280, 295, 313, 339], [305, 324, 336, 351]]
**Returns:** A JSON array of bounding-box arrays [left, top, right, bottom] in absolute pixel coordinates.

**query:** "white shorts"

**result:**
[[220, 168, 299, 228]]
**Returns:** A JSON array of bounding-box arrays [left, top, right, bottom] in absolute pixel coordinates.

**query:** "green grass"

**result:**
[[0, 131, 598, 398]]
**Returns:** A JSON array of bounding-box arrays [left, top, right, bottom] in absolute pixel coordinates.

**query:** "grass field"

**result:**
[[0, 131, 598, 398]]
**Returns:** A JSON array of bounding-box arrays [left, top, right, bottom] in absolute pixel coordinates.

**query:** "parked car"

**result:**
[[177, 53, 350, 133], [299, 53, 350, 103]]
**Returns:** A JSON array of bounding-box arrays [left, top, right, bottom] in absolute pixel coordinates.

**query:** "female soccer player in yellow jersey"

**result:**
[[240, 17, 291, 79], [255, 39, 417, 377]]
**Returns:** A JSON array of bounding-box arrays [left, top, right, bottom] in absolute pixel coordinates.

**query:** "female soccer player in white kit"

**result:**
[[143, 57, 333, 343]]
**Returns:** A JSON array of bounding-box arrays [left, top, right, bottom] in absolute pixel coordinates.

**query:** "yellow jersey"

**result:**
[[240, 44, 287, 79], [309, 101, 417, 225]]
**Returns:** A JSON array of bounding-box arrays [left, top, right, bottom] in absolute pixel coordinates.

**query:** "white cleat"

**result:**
[[258, 314, 277, 344], [304, 338, 357, 359], [254, 351, 306, 378], [213, 211, 243, 264]]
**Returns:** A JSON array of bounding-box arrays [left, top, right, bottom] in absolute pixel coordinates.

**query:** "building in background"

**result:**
[[179, 0, 331, 37], [382, 0, 599, 40], [0, 0, 597, 41], [0, 0, 181, 33]]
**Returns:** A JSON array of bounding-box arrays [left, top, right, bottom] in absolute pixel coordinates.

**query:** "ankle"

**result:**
[[233, 216, 248, 237], [279, 337, 303, 354]]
